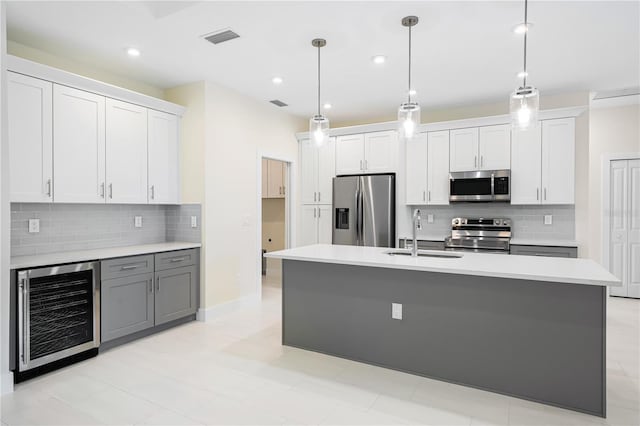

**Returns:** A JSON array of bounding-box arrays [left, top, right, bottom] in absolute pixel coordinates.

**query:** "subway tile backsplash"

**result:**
[[11, 203, 201, 257]]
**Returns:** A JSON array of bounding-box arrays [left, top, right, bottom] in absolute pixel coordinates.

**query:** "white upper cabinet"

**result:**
[[336, 131, 398, 175], [511, 125, 542, 205], [263, 159, 286, 198], [105, 99, 148, 204], [301, 137, 335, 204], [300, 140, 317, 204], [317, 138, 335, 204], [478, 124, 511, 170], [541, 118, 575, 204], [449, 128, 478, 172], [405, 133, 428, 204], [148, 110, 179, 204], [427, 130, 450, 205], [8, 72, 53, 202], [53, 85, 106, 203]]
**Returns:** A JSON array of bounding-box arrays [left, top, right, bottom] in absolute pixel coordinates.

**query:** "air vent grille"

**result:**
[[270, 100, 288, 107], [203, 29, 240, 45]]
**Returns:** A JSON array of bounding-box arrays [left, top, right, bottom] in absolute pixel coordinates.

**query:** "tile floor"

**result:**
[[2, 274, 638, 425]]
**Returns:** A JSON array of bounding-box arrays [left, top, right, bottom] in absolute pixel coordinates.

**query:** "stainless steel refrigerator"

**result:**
[[332, 174, 395, 247]]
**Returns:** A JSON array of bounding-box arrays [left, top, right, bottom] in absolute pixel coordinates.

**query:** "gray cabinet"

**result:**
[[101, 254, 154, 280], [154, 266, 197, 326], [510, 245, 578, 258], [154, 249, 197, 271], [101, 273, 154, 342]]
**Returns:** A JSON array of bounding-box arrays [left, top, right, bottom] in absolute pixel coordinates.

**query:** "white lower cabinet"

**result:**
[[8, 72, 53, 202], [405, 131, 449, 205], [299, 205, 332, 246], [148, 110, 179, 204], [105, 99, 149, 204], [53, 85, 106, 203]]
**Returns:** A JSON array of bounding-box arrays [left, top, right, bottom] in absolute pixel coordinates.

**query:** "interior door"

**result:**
[[628, 159, 640, 298], [53, 85, 106, 203], [8, 72, 53, 202], [541, 118, 575, 204], [427, 130, 450, 205], [511, 125, 542, 205], [449, 128, 479, 172], [478, 124, 511, 170], [335, 134, 364, 175], [300, 139, 318, 204], [148, 110, 179, 204], [316, 137, 336, 204], [106, 99, 148, 204], [364, 131, 397, 173], [405, 132, 428, 204], [609, 160, 628, 297]]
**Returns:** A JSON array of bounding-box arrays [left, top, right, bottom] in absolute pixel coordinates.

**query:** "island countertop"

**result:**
[[266, 244, 620, 287]]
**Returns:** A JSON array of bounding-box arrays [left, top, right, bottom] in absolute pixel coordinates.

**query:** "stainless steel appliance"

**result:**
[[449, 169, 510, 202], [333, 174, 395, 247], [445, 217, 512, 253], [16, 262, 100, 374]]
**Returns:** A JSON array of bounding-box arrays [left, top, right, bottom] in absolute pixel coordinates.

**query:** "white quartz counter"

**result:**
[[266, 244, 620, 287], [10, 242, 202, 270]]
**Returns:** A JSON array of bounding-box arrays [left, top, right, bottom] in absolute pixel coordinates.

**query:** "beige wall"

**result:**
[[588, 103, 640, 263], [7, 40, 165, 99], [262, 198, 286, 252]]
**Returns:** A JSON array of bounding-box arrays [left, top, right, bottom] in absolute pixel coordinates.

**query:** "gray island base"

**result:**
[[282, 260, 606, 417]]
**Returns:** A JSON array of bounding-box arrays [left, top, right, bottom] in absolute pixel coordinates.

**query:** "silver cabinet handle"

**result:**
[[149, 279, 154, 293], [156, 276, 160, 292], [423, 191, 426, 202], [318, 208, 321, 218], [121, 265, 138, 270], [150, 185, 155, 200], [170, 257, 186, 263], [428, 190, 431, 202], [109, 183, 113, 199], [46, 179, 52, 197], [100, 182, 105, 198], [474, 156, 477, 169], [536, 188, 539, 200], [314, 207, 317, 218], [544, 188, 547, 200], [318, 192, 321, 202], [314, 192, 317, 202]]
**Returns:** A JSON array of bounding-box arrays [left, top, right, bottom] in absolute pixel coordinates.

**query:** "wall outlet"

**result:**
[[427, 214, 434, 224], [134, 216, 143, 228], [544, 215, 553, 225], [391, 303, 403, 320], [191, 216, 198, 228], [28, 219, 40, 233]]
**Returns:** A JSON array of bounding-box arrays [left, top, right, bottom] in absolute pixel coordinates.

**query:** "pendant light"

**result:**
[[398, 16, 420, 140], [510, 0, 539, 130], [310, 38, 329, 146]]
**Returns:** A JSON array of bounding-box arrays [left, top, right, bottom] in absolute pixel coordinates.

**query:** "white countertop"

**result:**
[[266, 244, 620, 287], [10, 242, 201, 270], [510, 238, 578, 247]]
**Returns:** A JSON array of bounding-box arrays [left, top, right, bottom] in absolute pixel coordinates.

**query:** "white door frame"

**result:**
[[256, 152, 296, 299], [601, 152, 640, 277]]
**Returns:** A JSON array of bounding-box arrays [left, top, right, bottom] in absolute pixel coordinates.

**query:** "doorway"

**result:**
[[261, 158, 288, 289]]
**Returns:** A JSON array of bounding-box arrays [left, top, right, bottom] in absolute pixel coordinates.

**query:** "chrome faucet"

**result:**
[[412, 209, 422, 257]]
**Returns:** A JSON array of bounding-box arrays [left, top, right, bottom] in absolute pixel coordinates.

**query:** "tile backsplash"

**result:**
[[399, 204, 575, 241], [11, 203, 201, 257]]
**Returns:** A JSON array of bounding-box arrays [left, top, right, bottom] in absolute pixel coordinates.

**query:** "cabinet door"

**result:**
[[541, 118, 575, 204], [53, 85, 106, 203], [478, 124, 511, 170], [261, 158, 269, 198], [154, 266, 197, 326], [148, 110, 179, 204], [101, 273, 154, 342], [405, 132, 428, 205], [317, 137, 336, 204], [364, 131, 398, 173], [8, 72, 53, 202], [335, 134, 365, 175], [317, 205, 332, 244], [299, 205, 318, 246], [300, 139, 318, 203], [267, 160, 285, 198], [427, 130, 450, 205], [106, 99, 148, 204], [511, 125, 542, 205], [449, 128, 479, 172]]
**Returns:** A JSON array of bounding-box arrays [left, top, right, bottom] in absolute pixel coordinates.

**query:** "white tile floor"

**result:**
[[2, 272, 638, 425]]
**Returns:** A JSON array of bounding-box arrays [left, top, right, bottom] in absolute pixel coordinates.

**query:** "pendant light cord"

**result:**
[[522, 0, 528, 87], [408, 24, 412, 103], [317, 45, 321, 116]]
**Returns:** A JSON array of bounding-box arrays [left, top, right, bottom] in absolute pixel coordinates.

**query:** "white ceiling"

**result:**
[[6, 1, 640, 123]]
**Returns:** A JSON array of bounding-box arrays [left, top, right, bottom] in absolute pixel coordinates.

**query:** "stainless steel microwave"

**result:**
[[449, 170, 510, 202]]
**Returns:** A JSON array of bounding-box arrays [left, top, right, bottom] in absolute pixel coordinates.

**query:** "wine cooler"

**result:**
[[17, 262, 100, 373]]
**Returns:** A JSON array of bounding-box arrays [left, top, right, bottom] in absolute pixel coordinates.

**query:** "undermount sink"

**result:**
[[386, 249, 463, 259]]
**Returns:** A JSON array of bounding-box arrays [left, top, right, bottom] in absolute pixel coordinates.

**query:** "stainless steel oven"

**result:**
[[17, 262, 100, 372], [449, 169, 510, 202]]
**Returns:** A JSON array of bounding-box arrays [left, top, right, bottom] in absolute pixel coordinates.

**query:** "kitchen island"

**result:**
[[266, 244, 620, 417]]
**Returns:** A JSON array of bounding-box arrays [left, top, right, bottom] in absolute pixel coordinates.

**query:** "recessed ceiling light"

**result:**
[[372, 55, 386, 65], [323, 103, 332, 110], [126, 47, 141, 57], [512, 22, 533, 34], [272, 77, 283, 85], [517, 71, 528, 79]]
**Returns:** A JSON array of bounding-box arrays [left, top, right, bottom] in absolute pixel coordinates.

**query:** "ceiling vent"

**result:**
[[270, 100, 288, 107], [202, 29, 240, 45]]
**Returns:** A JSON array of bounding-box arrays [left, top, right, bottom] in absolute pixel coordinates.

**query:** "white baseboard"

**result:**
[[196, 292, 261, 322], [1, 371, 14, 394]]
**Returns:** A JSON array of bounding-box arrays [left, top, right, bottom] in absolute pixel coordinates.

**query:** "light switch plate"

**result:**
[[392, 303, 403, 320], [427, 214, 434, 224], [544, 215, 553, 225], [28, 219, 40, 233], [134, 216, 143, 228], [191, 216, 198, 228]]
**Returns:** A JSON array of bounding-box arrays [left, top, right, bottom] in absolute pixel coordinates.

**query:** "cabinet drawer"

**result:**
[[510, 245, 577, 258], [154, 249, 197, 271], [101, 255, 154, 280]]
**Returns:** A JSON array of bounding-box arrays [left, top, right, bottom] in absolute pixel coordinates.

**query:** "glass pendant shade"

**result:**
[[510, 86, 539, 130], [310, 114, 329, 146], [398, 102, 421, 140]]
